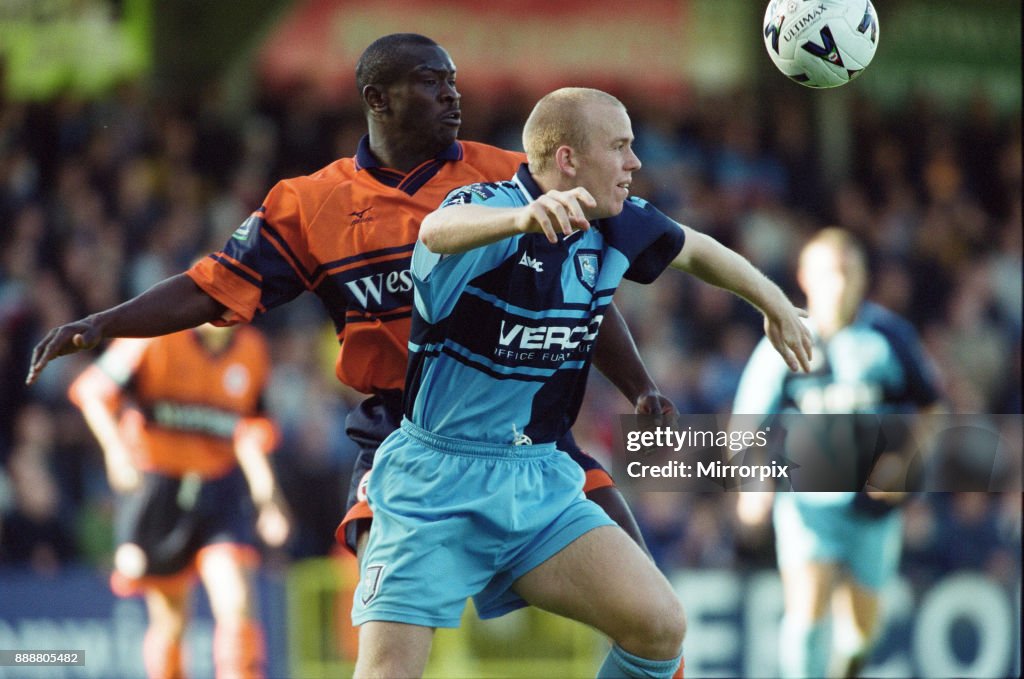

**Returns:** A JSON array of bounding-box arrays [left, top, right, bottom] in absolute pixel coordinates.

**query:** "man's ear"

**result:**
[[364, 85, 388, 115], [554, 145, 577, 177]]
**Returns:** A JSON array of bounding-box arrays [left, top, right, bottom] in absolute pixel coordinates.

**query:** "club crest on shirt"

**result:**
[[361, 564, 386, 605], [222, 364, 250, 396], [574, 251, 600, 291]]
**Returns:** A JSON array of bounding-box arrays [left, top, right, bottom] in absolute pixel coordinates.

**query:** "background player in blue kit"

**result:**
[[352, 87, 813, 679], [734, 228, 944, 678]]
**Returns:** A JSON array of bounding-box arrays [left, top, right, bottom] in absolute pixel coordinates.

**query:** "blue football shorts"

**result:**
[[773, 492, 903, 590], [351, 418, 615, 628]]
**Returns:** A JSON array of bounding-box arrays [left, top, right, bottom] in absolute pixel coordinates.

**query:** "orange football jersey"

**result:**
[[187, 138, 524, 394], [68, 327, 271, 478]]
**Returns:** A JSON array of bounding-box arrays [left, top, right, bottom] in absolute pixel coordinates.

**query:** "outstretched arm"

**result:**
[[27, 274, 226, 385], [592, 302, 675, 417], [672, 226, 812, 373]]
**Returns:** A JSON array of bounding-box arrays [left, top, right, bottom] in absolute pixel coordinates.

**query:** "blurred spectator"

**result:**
[[902, 493, 1021, 587], [0, 404, 77, 572]]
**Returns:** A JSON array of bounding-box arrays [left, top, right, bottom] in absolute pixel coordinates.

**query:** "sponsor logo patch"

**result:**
[[519, 252, 544, 272], [350, 207, 374, 225]]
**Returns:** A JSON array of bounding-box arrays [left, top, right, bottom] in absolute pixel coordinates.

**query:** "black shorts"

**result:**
[[338, 392, 404, 553], [117, 466, 257, 578]]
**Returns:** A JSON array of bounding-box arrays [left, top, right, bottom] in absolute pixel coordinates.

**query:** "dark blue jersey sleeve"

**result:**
[[599, 197, 686, 284], [862, 303, 942, 407]]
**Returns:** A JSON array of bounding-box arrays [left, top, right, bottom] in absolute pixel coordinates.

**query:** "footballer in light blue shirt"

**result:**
[[734, 228, 942, 679], [353, 87, 813, 679]]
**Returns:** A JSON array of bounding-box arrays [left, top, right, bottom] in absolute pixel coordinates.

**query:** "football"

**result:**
[[763, 0, 880, 88]]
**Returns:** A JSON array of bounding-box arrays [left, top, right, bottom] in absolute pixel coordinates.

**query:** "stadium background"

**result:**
[[0, 0, 1019, 677]]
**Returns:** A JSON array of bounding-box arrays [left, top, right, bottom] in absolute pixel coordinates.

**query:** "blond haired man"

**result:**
[[353, 87, 812, 678]]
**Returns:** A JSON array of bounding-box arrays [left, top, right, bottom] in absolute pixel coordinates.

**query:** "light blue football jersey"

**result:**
[[406, 164, 685, 445], [734, 301, 941, 506], [734, 301, 939, 416]]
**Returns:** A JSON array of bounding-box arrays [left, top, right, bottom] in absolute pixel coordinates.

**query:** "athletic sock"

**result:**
[[833, 618, 871, 678], [778, 614, 829, 678], [596, 644, 683, 679]]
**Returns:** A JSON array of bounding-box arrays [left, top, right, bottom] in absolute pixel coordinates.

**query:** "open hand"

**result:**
[[763, 307, 813, 373], [634, 391, 678, 427], [26, 317, 104, 385]]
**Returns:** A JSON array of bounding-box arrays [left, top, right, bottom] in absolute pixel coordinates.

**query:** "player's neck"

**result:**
[[813, 312, 852, 339], [369, 132, 442, 174], [195, 328, 233, 353]]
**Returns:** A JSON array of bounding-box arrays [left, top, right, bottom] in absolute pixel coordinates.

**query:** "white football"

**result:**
[[763, 0, 880, 88]]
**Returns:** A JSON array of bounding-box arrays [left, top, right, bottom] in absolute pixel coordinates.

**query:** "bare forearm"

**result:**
[[420, 187, 594, 254], [593, 303, 657, 404], [673, 227, 812, 372], [27, 273, 226, 385], [78, 398, 127, 463], [420, 205, 523, 254], [673, 229, 788, 315], [91, 274, 226, 337], [236, 443, 279, 507]]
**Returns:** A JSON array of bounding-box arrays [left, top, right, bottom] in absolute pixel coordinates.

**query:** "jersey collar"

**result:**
[[354, 135, 463, 194], [512, 163, 543, 201], [354, 135, 462, 171]]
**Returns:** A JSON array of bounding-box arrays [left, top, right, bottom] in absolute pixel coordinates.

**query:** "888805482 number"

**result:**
[[0, 650, 85, 666]]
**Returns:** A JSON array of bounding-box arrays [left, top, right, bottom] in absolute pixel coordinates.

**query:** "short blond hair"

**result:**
[[799, 227, 867, 274], [522, 87, 626, 173]]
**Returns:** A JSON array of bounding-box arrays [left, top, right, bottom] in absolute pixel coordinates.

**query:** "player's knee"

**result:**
[[620, 596, 686, 659], [654, 596, 687, 653], [355, 622, 432, 679]]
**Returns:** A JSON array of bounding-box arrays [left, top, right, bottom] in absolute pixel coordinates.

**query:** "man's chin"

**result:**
[[438, 128, 459, 145], [603, 202, 626, 219]]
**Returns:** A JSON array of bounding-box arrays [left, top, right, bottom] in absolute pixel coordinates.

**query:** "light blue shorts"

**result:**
[[773, 493, 903, 590], [351, 418, 615, 628]]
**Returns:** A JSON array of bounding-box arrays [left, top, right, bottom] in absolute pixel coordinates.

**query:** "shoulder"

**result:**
[[600, 196, 685, 258], [857, 302, 933, 373], [443, 141, 523, 187], [270, 157, 360, 208], [620, 196, 674, 222], [457, 140, 525, 167], [441, 178, 521, 208], [859, 302, 919, 342]]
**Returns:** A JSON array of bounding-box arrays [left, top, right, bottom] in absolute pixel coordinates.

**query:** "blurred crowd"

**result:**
[[0, 69, 1020, 586]]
